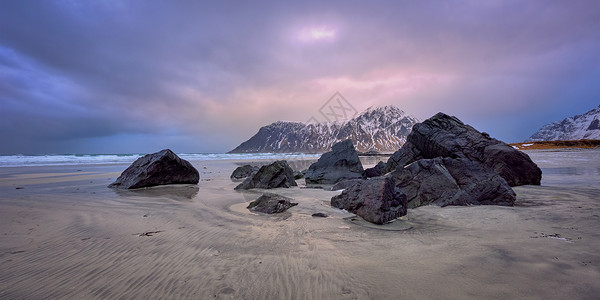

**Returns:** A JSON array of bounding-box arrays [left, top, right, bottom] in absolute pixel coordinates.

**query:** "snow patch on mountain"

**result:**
[[526, 105, 600, 142], [230, 106, 420, 153]]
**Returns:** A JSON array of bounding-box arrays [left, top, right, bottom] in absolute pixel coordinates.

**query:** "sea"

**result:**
[[0, 153, 321, 167]]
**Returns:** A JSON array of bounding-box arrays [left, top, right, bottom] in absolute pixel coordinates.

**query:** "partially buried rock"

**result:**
[[109, 149, 199, 189], [390, 157, 516, 208], [363, 161, 387, 178], [312, 212, 328, 218], [235, 160, 297, 190], [305, 140, 364, 184], [230, 165, 259, 180], [247, 193, 298, 214], [385, 112, 542, 186], [331, 177, 407, 225]]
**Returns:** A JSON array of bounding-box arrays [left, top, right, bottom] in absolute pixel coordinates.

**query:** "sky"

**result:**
[[1, 1, 599, 154]]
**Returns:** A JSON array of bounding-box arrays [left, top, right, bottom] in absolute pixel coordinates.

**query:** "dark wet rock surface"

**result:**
[[385, 112, 541, 186], [235, 160, 297, 190], [109, 149, 199, 189], [305, 140, 364, 184], [230, 165, 259, 180], [391, 157, 516, 208], [363, 161, 387, 178], [331, 177, 407, 224]]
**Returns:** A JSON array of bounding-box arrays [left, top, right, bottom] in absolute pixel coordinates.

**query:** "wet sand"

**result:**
[[0, 150, 599, 299]]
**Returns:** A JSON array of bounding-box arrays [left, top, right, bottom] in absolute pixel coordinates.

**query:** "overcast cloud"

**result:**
[[1, 1, 599, 154]]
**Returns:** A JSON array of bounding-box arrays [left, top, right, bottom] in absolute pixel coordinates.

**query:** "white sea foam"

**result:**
[[0, 153, 320, 167]]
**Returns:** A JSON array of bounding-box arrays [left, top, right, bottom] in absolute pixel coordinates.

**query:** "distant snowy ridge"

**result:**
[[229, 106, 420, 153], [526, 105, 600, 142]]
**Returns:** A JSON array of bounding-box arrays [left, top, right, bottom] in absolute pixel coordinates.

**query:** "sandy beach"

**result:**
[[0, 150, 599, 299]]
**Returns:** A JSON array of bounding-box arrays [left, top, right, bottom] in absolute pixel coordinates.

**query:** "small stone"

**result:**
[[311, 213, 328, 218], [247, 193, 298, 214]]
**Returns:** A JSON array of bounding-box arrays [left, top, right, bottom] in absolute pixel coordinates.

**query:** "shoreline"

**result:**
[[0, 149, 599, 299], [510, 139, 600, 150]]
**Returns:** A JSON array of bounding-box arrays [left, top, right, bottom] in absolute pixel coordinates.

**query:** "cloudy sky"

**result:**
[[1, 1, 599, 154]]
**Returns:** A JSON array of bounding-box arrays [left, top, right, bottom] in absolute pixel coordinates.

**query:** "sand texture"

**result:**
[[1, 150, 599, 299]]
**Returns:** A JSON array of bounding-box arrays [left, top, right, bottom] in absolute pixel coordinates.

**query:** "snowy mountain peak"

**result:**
[[526, 105, 600, 142], [230, 105, 420, 153]]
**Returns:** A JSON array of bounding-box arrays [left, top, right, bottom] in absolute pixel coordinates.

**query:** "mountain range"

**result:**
[[526, 105, 600, 142], [229, 106, 420, 153]]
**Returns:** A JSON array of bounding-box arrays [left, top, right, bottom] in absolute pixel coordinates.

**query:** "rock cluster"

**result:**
[[329, 113, 542, 225], [230, 112, 543, 226], [385, 112, 542, 186], [235, 160, 297, 190], [109, 149, 199, 189], [305, 140, 364, 184]]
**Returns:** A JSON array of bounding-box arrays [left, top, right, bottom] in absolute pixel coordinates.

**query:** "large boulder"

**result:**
[[305, 140, 364, 184], [109, 149, 199, 189], [235, 160, 298, 190], [385, 113, 542, 186], [390, 157, 516, 208], [247, 193, 298, 214], [230, 165, 259, 180], [331, 177, 407, 224]]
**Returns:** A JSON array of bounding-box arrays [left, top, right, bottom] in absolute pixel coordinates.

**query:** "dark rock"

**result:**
[[305, 140, 364, 184], [311, 212, 328, 218], [390, 157, 516, 208], [331, 179, 365, 191], [358, 150, 381, 156], [385, 112, 541, 186], [247, 193, 298, 214], [293, 170, 305, 180], [331, 177, 407, 224], [363, 161, 387, 178], [230, 165, 259, 180], [235, 160, 298, 190], [109, 149, 199, 189], [384, 140, 422, 173]]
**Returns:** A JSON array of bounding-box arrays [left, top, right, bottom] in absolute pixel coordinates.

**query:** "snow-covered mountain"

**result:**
[[229, 106, 420, 153], [526, 105, 600, 142]]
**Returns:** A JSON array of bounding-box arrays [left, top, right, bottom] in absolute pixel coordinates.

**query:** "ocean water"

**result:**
[[0, 153, 321, 167]]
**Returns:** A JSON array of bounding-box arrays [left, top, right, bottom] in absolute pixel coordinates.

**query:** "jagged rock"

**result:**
[[305, 140, 364, 184], [384, 141, 421, 173], [109, 149, 199, 189], [235, 160, 297, 190], [230, 165, 259, 180], [385, 112, 542, 186], [363, 161, 387, 178], [331, 179, 365, 191], [247, 193, 298, 214], [390, 157, 516, 208], [331, 177, 407, 224]]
